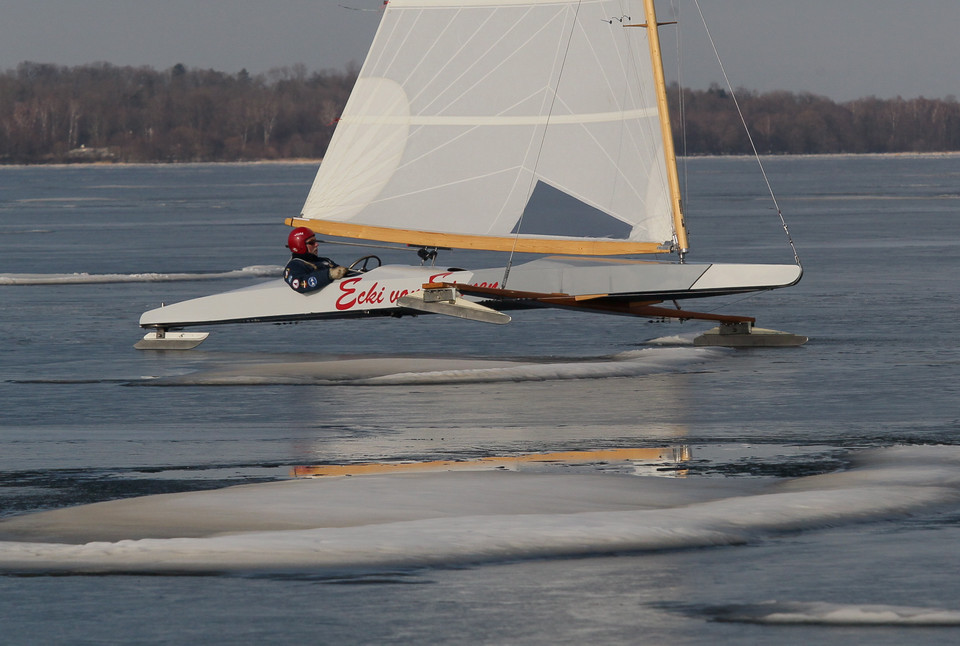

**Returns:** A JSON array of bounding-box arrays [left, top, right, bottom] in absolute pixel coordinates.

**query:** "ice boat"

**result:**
[[138, 0, 804, 349]]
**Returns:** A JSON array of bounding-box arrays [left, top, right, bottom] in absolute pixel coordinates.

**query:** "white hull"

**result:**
[[139, 259, 801, 330]]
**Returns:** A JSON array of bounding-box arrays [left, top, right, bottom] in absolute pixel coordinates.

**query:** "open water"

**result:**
[[1, 155, 959, 644]]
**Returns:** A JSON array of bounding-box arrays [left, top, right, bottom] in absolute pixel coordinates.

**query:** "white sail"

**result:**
[[296, 0, 675, 254]]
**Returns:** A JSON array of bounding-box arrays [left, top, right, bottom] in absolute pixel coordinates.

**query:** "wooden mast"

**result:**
[[638, 0, 688, 257]]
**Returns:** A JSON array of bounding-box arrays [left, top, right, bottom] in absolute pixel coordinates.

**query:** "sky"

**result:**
[[1, 0, 957, 102]]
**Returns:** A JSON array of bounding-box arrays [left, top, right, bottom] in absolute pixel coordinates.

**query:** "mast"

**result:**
[[639, 0, 688, 257]]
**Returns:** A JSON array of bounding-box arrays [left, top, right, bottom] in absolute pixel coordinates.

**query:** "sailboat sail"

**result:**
[[292, 0, 678, 255]]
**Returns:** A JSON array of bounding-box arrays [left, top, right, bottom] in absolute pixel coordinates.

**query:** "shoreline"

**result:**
[[2, 151, 959, 170], [0, 158, 323, 170]]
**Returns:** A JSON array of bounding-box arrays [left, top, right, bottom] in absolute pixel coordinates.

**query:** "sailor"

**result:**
[[283, 227, 347, 293]]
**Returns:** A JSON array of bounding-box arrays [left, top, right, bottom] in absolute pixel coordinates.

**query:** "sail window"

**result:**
[[512, 181, 632, 239]]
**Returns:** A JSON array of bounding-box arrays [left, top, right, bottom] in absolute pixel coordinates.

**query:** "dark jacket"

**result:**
[[283, 253, 337, 293]]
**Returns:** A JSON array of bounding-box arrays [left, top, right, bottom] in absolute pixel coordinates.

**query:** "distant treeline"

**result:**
[[2, 61, 959, 164], [0, 62, 355, 164], [673, 84, 960, 155]]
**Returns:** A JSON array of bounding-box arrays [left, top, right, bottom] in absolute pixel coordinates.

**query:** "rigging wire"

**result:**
[[691, 0, 802, 269], [502, 0, 584, 289], [655, 0, 689, 261], [671, 0, 689, 209]]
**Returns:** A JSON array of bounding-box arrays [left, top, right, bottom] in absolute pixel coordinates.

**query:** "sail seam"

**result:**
[[337, 108, 659, 126]]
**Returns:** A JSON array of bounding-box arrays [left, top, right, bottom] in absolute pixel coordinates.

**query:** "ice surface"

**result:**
[[0, 446, 958, 574], [358, 349, 723, 385], [145, 347, 727, 386], [645, 332, 698, 346], [0, 266, 281, 285], [704, 601, 960, 626]]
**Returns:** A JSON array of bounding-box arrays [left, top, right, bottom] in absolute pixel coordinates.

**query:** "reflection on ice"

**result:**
[[0, 446, 958, 575], [291, 447, 692, 477]]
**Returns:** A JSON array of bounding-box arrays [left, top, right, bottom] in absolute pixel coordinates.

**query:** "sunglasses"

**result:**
[[306, 239, 318, 246]]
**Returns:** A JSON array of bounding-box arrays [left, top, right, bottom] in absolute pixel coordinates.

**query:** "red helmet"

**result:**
[[287, 226, 316, 254]]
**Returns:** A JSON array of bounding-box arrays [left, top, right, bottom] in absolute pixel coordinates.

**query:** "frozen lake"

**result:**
[[2, 155, 960, 644]]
